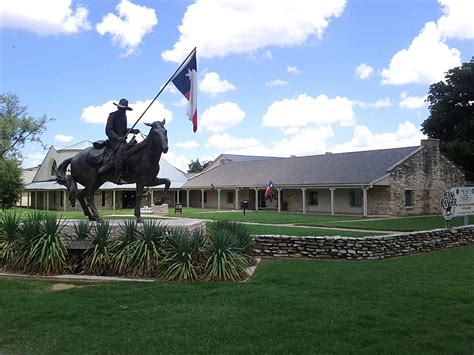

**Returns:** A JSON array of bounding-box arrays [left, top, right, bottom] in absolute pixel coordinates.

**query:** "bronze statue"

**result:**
[[56, 118, 170, 223]]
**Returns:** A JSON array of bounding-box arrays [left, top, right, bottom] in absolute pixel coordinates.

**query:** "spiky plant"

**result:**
[[17, 211, 44, 270], [162, 228, 204, 281], [128, 220, 167, 277], [26, 213, 68, 275], [203, 229, 247, 281], [0, 211, 22, 269], [83, 222, 112, 275], [73, 220, 92, 240], [111, 220, 138, 275]]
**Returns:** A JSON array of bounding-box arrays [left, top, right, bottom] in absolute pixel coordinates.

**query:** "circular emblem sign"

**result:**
[[440, 190, 457, 221]]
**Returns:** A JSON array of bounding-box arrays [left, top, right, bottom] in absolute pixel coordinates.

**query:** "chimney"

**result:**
[[421, 138, 440, 151]]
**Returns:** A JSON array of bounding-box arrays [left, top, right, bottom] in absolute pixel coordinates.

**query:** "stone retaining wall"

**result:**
[[253, 226, 474, 260]]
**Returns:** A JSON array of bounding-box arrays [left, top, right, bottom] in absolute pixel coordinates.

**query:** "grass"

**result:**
[[305, 215, 474, 231], [236, 223, 382, 237], [0, 246, 473, 353]]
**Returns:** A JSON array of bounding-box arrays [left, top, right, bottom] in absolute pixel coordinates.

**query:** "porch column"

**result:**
[[63, 191, 67, 211], [46, 191, 49, 211], [217, 189, 221, 210], [255, 189, 259, 211], [362, 187, 368, 217], [34, 191, 37, 209], [112, 189, 116, 210], [330, 188, 335, 215], [150, 189, 154, 206], [186, 190, 190, 208], [176, 190, 180, 204], [201, 189, 205, 209], [301, 188, 307, 214], [277, 189, 281, 213], [27, 191, 30, 208], [235, 188, 239, 210]]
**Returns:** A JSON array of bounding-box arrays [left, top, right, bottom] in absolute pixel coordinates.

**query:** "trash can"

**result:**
[[240, 200, 249, 215]]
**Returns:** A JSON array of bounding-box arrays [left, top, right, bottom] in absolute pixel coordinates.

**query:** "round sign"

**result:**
[[440, 190, 456, 221]]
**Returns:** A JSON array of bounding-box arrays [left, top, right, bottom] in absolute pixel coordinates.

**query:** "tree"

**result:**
[[0, 92, 52, 159], [421, 61, 474, 175], [0, 158, 23, 209], [187, 158, 211, 173]]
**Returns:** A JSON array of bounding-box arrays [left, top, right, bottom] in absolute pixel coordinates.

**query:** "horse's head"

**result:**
[[144, 119, 168, 153]]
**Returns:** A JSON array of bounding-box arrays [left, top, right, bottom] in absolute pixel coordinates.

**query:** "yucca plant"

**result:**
[[26, 213, 68, 275], [73, 220, 92, 240], [128, 220, 167, 277], [83, 221, 112, 275], [111, 220, 138, 275], [17, 211, 44, 270], [0, 211, 22, 269], [204, 229, 247, 281], [162, 228, 204, 281]]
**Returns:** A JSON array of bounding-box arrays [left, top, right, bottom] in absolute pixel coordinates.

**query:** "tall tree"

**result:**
[[421, 61, 474, 175], [0, 158, 23, 209], [0, 92, 52, 159], [187, 158, 211, 173]]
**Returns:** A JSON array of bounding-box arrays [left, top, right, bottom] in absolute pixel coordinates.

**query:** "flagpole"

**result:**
[[128, 47, 197, 133]]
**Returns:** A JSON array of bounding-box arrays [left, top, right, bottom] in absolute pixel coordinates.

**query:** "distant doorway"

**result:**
[[122, 191, 136, 209]]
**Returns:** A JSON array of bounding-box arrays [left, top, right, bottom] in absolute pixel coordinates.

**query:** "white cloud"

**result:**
[[173, 97, 188, 107], [163, 152, 190, 172], [331, 121, 426, 153], [381, 22, 461, 85], [263, 50, 273, 60], [201, 102, 245, 132], [437, 0, 474, 40], [262, 93, 355, 129], [0, 0, 90, 35], [22, 152, 47, 168], [80, 99, 173, 126], [399, 92, 428, 109], [54, 134, 74, 143], [206, 133, 261, 150], [162, 0, 346, 62], [199, 72, 236, 96], [355, 63, 374, 80], [355, 98, 392, 109], [96, 0, 158, 56], [287, 66, 302, 74], [265, 79, 289, 87], [175, 140, 199, 149]]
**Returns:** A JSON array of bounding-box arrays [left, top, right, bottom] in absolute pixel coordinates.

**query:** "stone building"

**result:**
[[182, 139, 464, 216], [22, 141, 187, 211]]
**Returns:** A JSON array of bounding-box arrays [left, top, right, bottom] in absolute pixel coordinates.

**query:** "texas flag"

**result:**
[[172, 49, 198, 132], [264, 181, 275, 200]]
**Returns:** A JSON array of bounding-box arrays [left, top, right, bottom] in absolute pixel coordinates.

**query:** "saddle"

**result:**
[[87, 138, 144, 165]]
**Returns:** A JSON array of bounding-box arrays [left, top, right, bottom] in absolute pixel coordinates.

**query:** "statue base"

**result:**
[[141, 203, 169, 215]]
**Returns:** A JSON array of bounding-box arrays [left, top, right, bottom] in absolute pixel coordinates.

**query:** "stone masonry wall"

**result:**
[[254, 226, 473, 260]]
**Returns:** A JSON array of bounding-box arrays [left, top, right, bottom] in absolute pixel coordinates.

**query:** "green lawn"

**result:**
[[1, 246, 473, 353], [236, 223, 381, 237]]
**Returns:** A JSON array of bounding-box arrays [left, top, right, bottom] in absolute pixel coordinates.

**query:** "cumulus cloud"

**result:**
[[437, 0, 474, 40], [0, 0, 90, 35], [80, 99, 172, 126], [54, 134, 74, 143], [262, 93, 355, 129], [355, 98, 392, 109], [163, 152, 190, 172], [265, 79, 289, 87], [380, 22, 461, 85], [175, 140, 199, 149], [200, 102, 245, 132], [206, 133, 261, 150], [96, 0, 158, 56], [199, 72, 236, 96], [162, 0, 346, 62], [331, 121, 426, 153], [399, 92, 428, 109], [355, 63, 374, 80], [287, 66, 302, 74]]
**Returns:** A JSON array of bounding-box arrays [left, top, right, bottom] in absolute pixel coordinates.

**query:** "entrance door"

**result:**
[[122, 191, 136, 209]]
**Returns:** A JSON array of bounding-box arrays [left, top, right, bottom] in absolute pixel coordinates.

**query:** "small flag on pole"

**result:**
[[264, 181, 275, 200], [209, 183, 216, 198], [172, 49, 198, 132]]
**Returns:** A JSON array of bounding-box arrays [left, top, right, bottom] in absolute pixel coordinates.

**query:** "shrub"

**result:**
[[0, 211, 22, 269], [111, 220, 138, 275], [73, 220, 91, 240], [83, 222, 112, 275]]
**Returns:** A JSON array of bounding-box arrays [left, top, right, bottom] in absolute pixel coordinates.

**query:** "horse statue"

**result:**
[[56, 119, 170, 223]]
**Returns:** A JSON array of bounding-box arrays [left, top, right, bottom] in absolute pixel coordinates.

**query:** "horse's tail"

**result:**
[[55, 158, 78, 207]]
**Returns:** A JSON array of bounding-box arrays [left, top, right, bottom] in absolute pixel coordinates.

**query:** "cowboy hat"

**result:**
[[113, 98, 133, 111]]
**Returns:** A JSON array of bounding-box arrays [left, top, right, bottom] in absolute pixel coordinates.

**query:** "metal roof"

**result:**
[[184, 146, 421, 189]]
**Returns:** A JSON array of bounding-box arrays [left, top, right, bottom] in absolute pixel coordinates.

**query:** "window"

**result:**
[[52, 191, 56, 206], [405, 190, 414, 207], [309, 191, 318, 206], [227, 191, 234, 204], [102, 191, 106, 207], [349, 190, 362, 207], [50, 160, 57, 176], [60, 191, 63, 207], [204, 191, 207, 203]]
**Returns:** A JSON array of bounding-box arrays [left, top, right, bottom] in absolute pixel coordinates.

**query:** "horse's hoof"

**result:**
[[136, 217, 144, 224]]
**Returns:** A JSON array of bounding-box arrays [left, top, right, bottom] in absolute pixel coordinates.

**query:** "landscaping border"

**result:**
[[253, 225, 474, 259]]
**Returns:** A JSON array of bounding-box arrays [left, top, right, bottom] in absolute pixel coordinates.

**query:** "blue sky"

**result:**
[[1, 0, 473, 171]]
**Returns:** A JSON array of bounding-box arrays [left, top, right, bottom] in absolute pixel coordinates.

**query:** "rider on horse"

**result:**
[[100, 98, 140, 184]]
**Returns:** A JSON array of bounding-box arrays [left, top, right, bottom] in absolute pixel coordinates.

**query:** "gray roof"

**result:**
[[184, 146, 421, 189], [58, 141, 93, 151]]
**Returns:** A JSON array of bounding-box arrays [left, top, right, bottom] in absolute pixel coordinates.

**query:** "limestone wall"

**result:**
[[254, 225, 473, 259]]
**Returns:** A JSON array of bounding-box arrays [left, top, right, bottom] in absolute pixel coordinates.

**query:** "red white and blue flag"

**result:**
[[264, 181, 275, 200], [172, 49, 198, 132], [209, 183, 216, 198]]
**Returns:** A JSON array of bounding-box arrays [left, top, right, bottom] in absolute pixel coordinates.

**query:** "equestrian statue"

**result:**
[[56, 98, 171, 223]]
